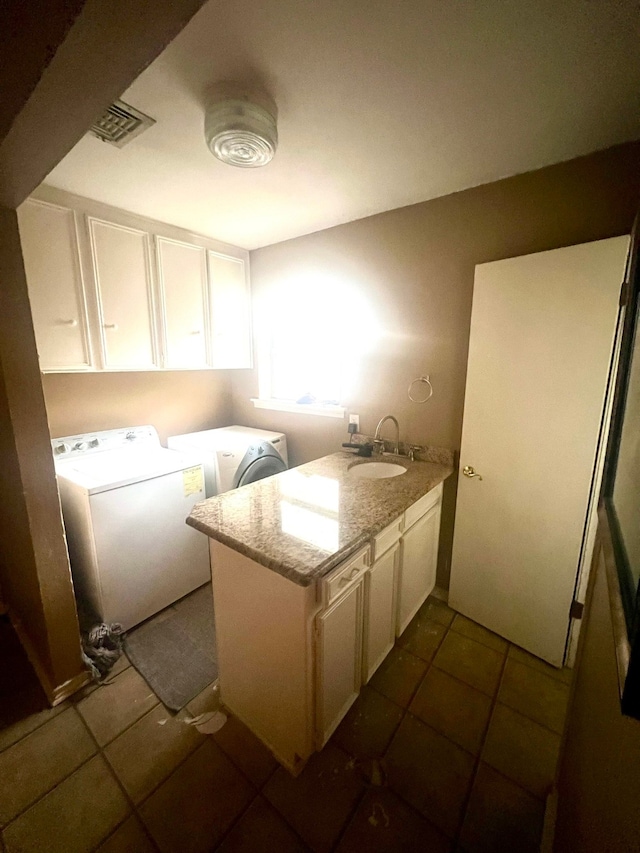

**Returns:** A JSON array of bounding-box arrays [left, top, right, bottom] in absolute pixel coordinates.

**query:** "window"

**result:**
[[253, 272, 380, 417]]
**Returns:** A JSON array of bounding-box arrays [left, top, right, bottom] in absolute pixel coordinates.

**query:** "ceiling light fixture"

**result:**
[[205, 88, 278, 168]]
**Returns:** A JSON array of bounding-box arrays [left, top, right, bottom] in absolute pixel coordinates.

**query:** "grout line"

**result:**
[[81, 698, 162, 751], [329, 786, 368, 852], [118, 730, 206, 811], [74, 705, 161, 853], [210, 790, 262, 851], [0, 705, 105, 831], [490, 697, 568, 739], [506, 644, 573, 685], [0, 750, 99, 834], [0, 702, 69, 757], [452, 640, 510, 847]]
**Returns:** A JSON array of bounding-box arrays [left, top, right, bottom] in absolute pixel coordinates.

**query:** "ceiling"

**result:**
[[45, 0, 640, 250]]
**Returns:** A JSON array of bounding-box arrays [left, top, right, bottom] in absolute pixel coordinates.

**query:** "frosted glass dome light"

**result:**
[[205, 95, 278, 168]]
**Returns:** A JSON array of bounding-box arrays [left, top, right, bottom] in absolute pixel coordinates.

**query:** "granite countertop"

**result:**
[[187, 451, 454, 587]]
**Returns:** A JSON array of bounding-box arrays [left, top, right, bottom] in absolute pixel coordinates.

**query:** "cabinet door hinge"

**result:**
[[570, 600, 584, 620]]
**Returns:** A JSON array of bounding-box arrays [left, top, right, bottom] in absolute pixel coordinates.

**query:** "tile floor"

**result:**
[[0, 597, 572, 852]]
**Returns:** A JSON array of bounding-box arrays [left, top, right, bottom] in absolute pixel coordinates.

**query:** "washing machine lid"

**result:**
[[55, 447, 204, 495]]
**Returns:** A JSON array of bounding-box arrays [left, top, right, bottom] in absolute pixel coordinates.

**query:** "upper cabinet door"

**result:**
[[156, 237, 208, 369], [207, 250, 252, 369], [89, 218, 157, 369], [18, 200, 91, 371]]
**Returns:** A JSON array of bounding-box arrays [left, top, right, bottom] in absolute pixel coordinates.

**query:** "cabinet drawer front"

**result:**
[[404, 482, 443, 529], [321, 546, 369, 607], [372, 516, 403, 562]]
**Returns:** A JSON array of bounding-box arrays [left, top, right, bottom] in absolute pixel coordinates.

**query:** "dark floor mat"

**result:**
[[124, 584, 217, 711]]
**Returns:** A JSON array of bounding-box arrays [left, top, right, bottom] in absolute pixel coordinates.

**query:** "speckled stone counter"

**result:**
[[187, 451, 454, 587]]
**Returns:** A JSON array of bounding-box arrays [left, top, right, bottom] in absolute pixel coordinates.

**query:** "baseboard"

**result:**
[[9, 609, 89, 706], [430, 585, 450, 604]]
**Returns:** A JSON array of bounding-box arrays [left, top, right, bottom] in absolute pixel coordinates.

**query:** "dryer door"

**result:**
[[235, 455, 286, 487]]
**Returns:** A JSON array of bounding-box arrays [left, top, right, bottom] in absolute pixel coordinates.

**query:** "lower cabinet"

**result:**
[[315, 579, 364, 747], [397, 499, 442, 635], [209, 483, 443, 774], [363, 541, 399, 682]]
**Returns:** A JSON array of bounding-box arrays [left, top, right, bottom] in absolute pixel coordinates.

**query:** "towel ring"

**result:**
[[408, 376, 433, 404]]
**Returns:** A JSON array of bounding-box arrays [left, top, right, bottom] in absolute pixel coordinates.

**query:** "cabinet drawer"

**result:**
[[404, 482, 443, 530], [372, 516, 403, 562], [321, 546, 369, 607]]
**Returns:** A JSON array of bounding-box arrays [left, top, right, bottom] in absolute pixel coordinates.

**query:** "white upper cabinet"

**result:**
[[18, 188, 251, 372], [18, 200, 91, 371], [208, 250, 252, 369], [156, 237, 208, 369], [89, 219, 157, 370]]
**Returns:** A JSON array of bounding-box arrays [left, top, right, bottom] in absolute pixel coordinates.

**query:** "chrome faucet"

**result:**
[[374, 415, 400, 456]]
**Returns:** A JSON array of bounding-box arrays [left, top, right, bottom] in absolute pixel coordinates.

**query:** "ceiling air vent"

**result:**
[[89, 100, 155, 148]]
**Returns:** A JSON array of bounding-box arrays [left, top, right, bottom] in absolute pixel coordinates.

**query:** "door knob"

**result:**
[[463, 465, 483, 480]]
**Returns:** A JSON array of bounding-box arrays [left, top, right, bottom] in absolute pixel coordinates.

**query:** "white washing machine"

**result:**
[[53, 426, 211, 631], [167, 425, 288, 496]]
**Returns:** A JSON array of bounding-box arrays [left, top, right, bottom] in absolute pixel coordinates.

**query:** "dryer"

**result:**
[[167, 425, 288, 496]]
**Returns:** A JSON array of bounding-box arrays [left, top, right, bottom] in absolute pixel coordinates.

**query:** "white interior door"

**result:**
[[449, 237, 629, 666]]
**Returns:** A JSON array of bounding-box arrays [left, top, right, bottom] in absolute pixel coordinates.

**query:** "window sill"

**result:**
[[251, 398, 346, 419]]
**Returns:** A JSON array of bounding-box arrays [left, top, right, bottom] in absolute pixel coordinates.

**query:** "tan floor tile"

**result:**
[[0, 707, 96, 825], [186, 681, 220, 717], [433, 632, 504, 697], [450, 615, 508, 654], [331, 686, 403, 759], [2, 755, 130, 853], [482, 703, 561, 800], [508, 645, 573, 684], [139, 740, 255, 853], [0, 700, 69, 753], [499, 658, 570, 734], [336, 787, 452, 853], [213, 715, 278, 788], [104, 705, 203, 803], [216, 795, 309, 853], [421, 597, 456, 627], [410, 667, 492, 755], [96, 816, 157, 853], [369, 647, 428, 708], [72, 656, 132, 704], [396, 612, 447, 662], [263, 743, 364, 853], [110, 653, 132, 676], [78, 666, 159, 746], [385, 714, 475, 838], [458, 763, 545, 853]]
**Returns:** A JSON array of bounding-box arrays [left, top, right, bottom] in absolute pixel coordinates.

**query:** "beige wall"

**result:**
[[0, 206, 81, 692], [43, 370, 233, 444], [554, 538, 640, 851], [0, 0, 208, 702], [234, 141, 640, 587]]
